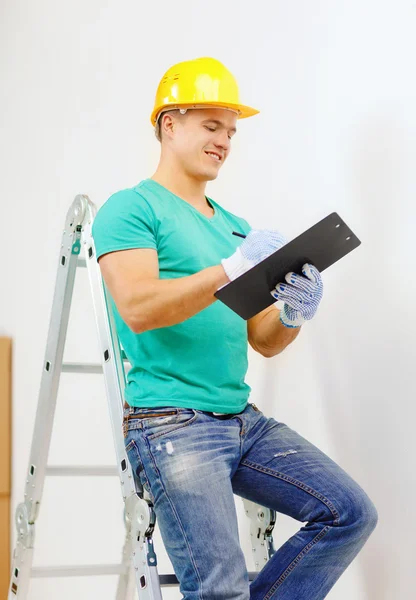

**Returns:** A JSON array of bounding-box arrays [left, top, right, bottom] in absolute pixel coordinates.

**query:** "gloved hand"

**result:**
[[221, 229, 288, 282], [270, 263, 324, 328]]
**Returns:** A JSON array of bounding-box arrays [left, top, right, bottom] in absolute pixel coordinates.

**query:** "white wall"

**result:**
[[1, 1, 415, 598]]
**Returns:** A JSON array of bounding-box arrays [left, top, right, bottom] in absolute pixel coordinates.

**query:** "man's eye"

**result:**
[[205, 126, 216, 132]]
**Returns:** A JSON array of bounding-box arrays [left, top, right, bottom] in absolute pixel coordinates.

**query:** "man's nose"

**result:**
[[215, 130, 230, 151]]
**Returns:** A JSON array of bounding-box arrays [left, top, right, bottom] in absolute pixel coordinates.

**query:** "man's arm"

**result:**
[[130, 265, 229, 333], [98, 248, 230, 334], [248, 305, 301, 358]]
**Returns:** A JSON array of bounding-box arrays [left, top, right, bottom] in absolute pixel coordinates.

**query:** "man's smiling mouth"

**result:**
[[205, 151, 222, 162]]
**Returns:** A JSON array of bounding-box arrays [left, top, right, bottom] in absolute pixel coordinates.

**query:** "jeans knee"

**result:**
[[351, 492, 379, 536]]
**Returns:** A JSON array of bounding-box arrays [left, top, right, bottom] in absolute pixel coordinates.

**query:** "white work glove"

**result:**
[[270, 263, 324, 328], [221, 229, 288, 282]]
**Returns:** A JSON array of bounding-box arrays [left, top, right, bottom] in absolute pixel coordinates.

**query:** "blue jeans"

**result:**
[[123, 402, 378, 599]]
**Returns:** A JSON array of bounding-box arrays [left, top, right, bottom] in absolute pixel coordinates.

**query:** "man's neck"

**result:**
[[150, 168, 209, 210]]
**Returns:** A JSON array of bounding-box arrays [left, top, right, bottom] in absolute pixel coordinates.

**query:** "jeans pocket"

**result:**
[[143, 408, 198, 441]]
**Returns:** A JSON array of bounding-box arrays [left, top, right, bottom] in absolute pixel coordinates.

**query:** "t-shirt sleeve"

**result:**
[[92, 189, 158, 261]]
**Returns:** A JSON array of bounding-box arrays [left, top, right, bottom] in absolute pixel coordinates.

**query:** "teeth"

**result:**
[[206, 152, 220, 161]]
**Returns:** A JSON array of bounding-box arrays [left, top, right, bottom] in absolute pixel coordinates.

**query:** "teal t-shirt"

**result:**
[[92, 178, 253, 413]]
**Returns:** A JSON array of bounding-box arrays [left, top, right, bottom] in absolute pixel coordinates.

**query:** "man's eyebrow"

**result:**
[[203, 119, 237, 134]]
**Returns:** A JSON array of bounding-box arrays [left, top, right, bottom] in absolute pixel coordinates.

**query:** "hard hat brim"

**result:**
[[151, 102, 259, 127]]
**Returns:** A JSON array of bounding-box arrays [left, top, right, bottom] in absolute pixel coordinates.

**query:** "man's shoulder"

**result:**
[[92, 183, 157, 237], [97, 182, 155, 213], [106, 182, 147, 204]]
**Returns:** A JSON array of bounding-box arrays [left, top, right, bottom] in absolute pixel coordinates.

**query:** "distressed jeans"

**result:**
[[123, 402, 378, 599]]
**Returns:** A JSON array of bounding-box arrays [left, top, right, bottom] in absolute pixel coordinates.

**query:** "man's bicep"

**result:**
[[98, 247, 159, 331]]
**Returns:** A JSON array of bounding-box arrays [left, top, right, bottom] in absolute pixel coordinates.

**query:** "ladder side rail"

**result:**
[[81, 200, 136, 502], [8, 199, 86, 599]]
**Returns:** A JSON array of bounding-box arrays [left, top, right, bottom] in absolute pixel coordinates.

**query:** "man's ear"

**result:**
[[161, 114, 175, 138]]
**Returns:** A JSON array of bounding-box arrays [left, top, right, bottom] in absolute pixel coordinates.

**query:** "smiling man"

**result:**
[[92, 57, 378, 600]]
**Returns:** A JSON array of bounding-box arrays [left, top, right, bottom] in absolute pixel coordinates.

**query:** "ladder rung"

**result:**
[[31, 564, 126, 577], [62, 362, 103, 374], [46, 466, 118, 476], [62, 361, 130, 373]]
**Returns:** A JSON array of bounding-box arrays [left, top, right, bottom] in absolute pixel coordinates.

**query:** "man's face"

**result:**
[[169, 108, 238, 181]]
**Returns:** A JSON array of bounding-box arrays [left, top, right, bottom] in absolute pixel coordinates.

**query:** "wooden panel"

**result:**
[[0, 337, 11, 494]]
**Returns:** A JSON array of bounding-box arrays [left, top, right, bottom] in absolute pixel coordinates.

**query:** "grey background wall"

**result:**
[[1, 1, 415, 598]]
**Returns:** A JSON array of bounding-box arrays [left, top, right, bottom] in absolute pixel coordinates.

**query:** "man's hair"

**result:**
[[154, 109, 188, 143]]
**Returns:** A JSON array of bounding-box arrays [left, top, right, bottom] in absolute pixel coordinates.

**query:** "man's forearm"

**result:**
[[130, 264, 229, 333], [254, 307, 302, 357]]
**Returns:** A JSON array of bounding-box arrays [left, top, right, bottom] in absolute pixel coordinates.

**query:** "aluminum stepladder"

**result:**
[[8, 194, 278, 599]]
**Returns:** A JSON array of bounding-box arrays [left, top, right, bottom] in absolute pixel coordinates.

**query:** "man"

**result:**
[[92, 57, 378, 600]]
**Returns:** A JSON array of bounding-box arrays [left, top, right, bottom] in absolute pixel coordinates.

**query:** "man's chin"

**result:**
[[189, 164, 221, 182], [200, 168, 220, 181]]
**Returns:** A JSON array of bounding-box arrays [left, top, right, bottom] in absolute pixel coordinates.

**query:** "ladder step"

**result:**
[[31, 564, 126, 578], [62, 361, 130, 373], [62, 362, 103, 374], [46, 466, 118, 476]]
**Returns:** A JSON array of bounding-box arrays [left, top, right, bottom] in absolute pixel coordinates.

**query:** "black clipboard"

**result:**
[[214, 212, 361, 320]]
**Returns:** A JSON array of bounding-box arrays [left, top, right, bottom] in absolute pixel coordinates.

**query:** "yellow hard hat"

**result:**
[[150, 57, 259, 126]]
